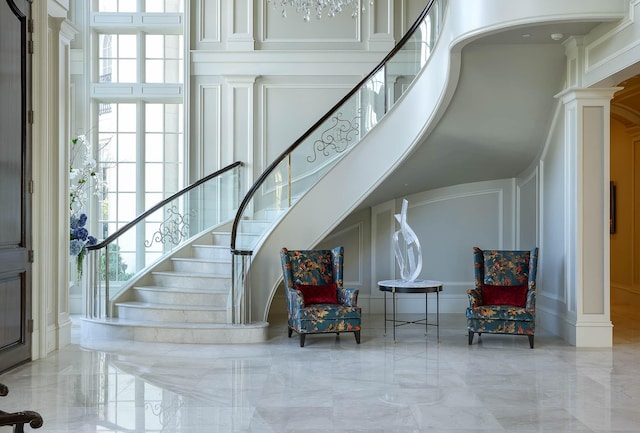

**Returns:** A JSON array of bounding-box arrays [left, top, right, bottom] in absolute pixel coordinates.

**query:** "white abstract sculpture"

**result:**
[[393, 199, 423, 282]]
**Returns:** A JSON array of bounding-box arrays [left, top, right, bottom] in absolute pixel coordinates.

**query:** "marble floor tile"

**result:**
[[0, 302, 639, 433]]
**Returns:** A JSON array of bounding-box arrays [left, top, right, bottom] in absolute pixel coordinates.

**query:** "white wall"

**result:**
[[190, 0, 430, 184], [323, 178, 519, 314], [535, 101, 568, 336]]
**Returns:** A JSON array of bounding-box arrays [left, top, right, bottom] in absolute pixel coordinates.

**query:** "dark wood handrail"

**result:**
[[230, 0, 438, 252], [87, 161, 243, 251]]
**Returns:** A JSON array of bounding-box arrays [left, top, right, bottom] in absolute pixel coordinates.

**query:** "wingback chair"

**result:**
[[466, 247, 539, 348], [280, 246, 361, 347]]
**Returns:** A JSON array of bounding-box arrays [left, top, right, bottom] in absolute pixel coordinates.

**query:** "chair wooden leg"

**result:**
[[287, 327, 292, 338], [528, 335, 534, 349], [468, 330, 474, 345], [299, 334, 306, 347], [354, 330, 361, 344]]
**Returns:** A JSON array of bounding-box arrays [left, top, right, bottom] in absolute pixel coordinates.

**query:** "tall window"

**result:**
[[91, 1, 184, 271]]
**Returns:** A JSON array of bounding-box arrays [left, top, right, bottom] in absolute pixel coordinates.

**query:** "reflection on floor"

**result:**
[[611, 288, 640, 345], [0, 298, 639, 433]]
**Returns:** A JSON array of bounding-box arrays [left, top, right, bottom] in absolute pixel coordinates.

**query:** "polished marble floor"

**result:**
[[1, 299, 640, 433]]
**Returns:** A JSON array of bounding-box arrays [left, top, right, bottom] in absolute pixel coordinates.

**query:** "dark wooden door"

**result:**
[[0, 0, 32, 373]]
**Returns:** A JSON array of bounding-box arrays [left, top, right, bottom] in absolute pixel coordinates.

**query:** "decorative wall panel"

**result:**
[[258, 79, 356, 172], [518, 168, 538, 250], [193, 0, 221, 48], [365, 179, 516, 313], [195, 83, 221, 177]]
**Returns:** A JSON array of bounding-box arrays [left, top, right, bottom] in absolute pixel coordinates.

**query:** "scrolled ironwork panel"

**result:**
[[307, 110, 361, 163], [145, 206, 197, 248]]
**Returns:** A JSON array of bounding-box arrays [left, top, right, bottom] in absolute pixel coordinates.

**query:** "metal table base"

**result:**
[[378, 279, 443, 341]]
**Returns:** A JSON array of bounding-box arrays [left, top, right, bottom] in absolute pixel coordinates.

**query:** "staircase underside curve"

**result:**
[[250, 12, 457, 324], [248, 0, 627, 323]]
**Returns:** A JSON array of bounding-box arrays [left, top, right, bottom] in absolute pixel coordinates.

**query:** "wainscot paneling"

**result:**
[[318, 222, 366, 291], [257, 78, 358, 173], [539, 102, 567, 306], [517, 167, 538, 250], [192, 0, 221, 49], [191, 81, 221, 180], [258, 1, 364, 50], [365, 179, 517, 314]]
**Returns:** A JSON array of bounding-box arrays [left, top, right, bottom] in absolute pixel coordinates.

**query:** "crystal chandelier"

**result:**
[[268, 0, 366, 22]]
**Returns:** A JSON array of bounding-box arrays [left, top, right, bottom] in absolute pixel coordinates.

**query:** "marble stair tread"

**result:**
[[171, 257, 230, 263], [81, 318, 270, 344], [82, 317, 268, 329], [115, 301, 227, 311], [134, 285, 228, 294], [152, 270, 230, 278]]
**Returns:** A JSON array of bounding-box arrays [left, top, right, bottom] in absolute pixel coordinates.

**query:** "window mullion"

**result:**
[[136, 100, 146, 271], [138, 31, 144, 86]]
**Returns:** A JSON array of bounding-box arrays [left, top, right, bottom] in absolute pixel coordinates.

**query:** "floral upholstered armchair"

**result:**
[[466, 247, 539, 348], [280, 247, 361, 347]]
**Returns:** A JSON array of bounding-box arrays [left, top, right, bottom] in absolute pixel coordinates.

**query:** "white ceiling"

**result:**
[[359, 22, 603, 209]]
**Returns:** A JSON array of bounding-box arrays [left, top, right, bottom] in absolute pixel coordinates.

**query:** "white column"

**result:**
[[56, 19, 78, 348], [557, 88, 618, 347], [32, 0, 73, 360]]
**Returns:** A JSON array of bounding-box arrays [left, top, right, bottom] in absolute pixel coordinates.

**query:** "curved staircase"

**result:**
[[82, 0, 622, 345], [82, 230, 269, 344]]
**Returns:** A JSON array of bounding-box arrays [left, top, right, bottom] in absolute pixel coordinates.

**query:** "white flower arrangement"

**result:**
[[69, 133, 107, 277], [69, 134, 107, 216]]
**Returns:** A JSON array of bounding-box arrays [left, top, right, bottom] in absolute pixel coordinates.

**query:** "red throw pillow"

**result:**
[[482, 284, 528, 308], [296, 283, 339, 306]]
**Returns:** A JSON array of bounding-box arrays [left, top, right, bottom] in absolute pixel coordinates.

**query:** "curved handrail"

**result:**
[[87, 161, 243, 252], [84, 161, 244, 319], [230, 0, 438, 252]]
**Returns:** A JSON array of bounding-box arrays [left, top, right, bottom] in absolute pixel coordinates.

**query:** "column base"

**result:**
[[567, 319, 613, 347]]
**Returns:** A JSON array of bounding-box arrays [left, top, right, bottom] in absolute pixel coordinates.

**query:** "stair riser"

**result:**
[[192, 245, 230, 260], [211, 233, 231, 245], [81, 319, 269, 344], [152, 273, 230, 290], [237, 221, 271, 234], [254, 209, 284, 220], [133, 289, 228, 306], [116, 306, 229, 323], [172, 260, 231, 275]]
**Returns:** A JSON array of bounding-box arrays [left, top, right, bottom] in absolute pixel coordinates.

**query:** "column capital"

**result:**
[[555, 87, 622, 103], [223, 75, 259, 86]]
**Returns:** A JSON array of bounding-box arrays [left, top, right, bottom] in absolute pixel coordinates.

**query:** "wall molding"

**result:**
[[584, 4, 636, 76], [196, 0, 221, 44], [195, 83, 221, 177], [516, 166, 539, 249], [366, 292, 468, 315], [257, 79, 356, 171], [322, 221, 365, 287], [409, 186, 507, 249]]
